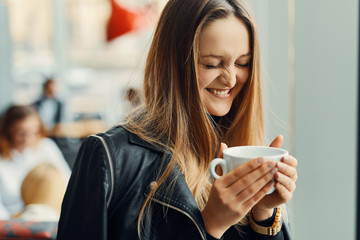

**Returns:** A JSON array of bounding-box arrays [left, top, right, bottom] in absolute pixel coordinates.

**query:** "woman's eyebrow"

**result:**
[[239, 53, 251, 58], [200, 53, 251, 59], [200, 55, 223, 59]]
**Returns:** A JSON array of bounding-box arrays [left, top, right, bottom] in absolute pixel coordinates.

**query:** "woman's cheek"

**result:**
[[236, 69, 249, 85], [198, 69, 220, 89]]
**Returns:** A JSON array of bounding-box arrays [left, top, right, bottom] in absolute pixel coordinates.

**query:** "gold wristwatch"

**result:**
[[249, 208, 282, 236]]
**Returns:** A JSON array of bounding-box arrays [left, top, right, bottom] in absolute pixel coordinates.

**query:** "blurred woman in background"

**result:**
[[0, 105, 70, 219]]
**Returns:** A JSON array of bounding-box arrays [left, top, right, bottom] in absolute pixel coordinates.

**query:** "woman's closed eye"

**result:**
[[203, 63, 222, 69], [201, 61, 249, 69], [235, 62, 249, 68]]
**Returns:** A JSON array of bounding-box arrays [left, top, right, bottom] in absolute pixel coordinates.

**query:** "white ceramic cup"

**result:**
[[209, 146, 288, 193]]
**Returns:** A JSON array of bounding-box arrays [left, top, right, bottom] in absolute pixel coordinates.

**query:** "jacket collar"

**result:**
[[128, 130, 164, 153]]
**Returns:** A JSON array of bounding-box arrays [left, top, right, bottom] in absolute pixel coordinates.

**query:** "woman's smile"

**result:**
[[206, 88, 233, 98]]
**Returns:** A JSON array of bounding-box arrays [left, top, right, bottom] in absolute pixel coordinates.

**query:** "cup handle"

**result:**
[[209, 158, 227, 179]]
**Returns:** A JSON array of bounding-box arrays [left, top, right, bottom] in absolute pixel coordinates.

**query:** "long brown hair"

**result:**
[[125, 0, 264, 235], [0, 105, 46, 159]]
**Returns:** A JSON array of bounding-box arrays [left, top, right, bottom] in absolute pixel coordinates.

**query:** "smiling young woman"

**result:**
[[58, 1, 297, 239]]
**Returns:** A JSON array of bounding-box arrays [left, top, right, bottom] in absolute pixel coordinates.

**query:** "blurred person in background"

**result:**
[[0, 105, 70, 219], [114, 87, 142, 124], [123, 87, 142, 117], [12, 163, 67, 221], [125, 87, 141, 108], [33, 77, 64, 135]]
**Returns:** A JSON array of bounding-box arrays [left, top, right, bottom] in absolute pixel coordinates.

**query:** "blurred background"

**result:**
[[0, 0, 358, 239]]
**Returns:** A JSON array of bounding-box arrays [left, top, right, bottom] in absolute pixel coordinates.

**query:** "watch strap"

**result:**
[[249, 207, 282, 236]]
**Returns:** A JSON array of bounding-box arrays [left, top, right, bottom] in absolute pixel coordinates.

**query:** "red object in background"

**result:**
[[0, 220, 58, 239], [106, 0, 149, 42]]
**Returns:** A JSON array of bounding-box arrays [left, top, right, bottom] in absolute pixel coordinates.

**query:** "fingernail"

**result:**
[[271, 168, 278, 174], [268, 179, 275, 186], [277, 162, 283, 169], [282, 155, 289, 162], [267, 161, 275, 168], [257, 157, 264, 164]]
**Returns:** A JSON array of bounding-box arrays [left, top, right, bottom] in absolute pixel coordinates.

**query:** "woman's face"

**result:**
[[197, 15, 251, 116], [10, 116, 40, 152]]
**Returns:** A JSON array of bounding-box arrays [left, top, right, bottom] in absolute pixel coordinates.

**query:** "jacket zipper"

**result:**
[[91, 135, 114, 208], [151, 198, 205, 240]]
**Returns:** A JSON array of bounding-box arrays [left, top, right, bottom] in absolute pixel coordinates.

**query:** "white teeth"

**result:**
[[208, 89, 230, 96]]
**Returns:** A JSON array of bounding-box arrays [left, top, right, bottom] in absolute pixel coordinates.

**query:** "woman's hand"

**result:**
[[252, 135, 298, 221], [202, 143, 278, 238]]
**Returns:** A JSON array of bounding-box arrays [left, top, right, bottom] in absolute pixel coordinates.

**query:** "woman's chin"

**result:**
[[207, 108, 231, 117]]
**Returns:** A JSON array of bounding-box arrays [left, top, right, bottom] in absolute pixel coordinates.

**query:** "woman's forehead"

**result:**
[[198, 16, 250, 59]]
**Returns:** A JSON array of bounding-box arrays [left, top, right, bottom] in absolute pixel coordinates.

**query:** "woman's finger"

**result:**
[[219, 157, 266, 187], [242, 180, 275, 210], [235, 167, 277, 203], [228, 162, 277, 195], [274, 172, 296, 192], [282, 155, 298, 168], [277, 161, 298, 181], [274, 182, 293, 202], [269, 135, 284, 148], [217, 142, 228, 158]]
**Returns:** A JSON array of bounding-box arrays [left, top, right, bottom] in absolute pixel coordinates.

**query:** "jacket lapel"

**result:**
[[128, 131, 206, 238], [148, 166, 207, 239]]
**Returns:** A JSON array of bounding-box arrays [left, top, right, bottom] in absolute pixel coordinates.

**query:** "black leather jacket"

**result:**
[[57, 126, 292, 240]]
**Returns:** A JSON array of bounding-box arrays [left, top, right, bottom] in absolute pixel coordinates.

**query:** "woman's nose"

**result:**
[[222, 66, 236, 88]]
